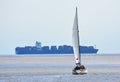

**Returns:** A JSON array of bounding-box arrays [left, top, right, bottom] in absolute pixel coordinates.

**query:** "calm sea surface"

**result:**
[[0, 54, 120, 82]]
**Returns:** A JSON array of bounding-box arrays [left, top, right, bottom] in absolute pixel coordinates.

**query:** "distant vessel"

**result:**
[[72, 7, 87, 75], [15, 41, 98, 54]]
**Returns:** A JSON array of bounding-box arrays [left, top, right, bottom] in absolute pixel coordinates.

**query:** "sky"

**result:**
[[0, 0, 120, 54]]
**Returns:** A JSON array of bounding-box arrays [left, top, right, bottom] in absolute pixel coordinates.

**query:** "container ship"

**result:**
[[15, 41, 98, 54]]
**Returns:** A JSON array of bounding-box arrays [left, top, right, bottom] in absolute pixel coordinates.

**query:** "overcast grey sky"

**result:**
[[0, 0, 120, 54]]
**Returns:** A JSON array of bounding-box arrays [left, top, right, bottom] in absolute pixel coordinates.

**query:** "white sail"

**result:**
[[72, 7, 81, 65]]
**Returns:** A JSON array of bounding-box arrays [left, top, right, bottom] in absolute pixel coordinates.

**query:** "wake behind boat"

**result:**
[[72, 7, 87, 75]]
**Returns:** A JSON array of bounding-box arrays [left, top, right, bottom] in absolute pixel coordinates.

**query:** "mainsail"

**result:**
[[72, 7, 81, 65]]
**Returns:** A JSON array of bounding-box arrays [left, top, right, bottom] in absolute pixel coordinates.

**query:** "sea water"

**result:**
[[0, 73, 120, 82], [0, 54, 120, 82]]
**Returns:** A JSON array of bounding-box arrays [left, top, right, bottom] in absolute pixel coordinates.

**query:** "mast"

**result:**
[[73, 7, 81, 66]]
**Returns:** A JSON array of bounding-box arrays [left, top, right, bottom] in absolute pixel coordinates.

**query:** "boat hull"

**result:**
[[72, 65, 87, 75]]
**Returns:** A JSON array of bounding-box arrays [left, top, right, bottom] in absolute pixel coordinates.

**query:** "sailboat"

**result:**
[[72, 7, 87, 75]]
